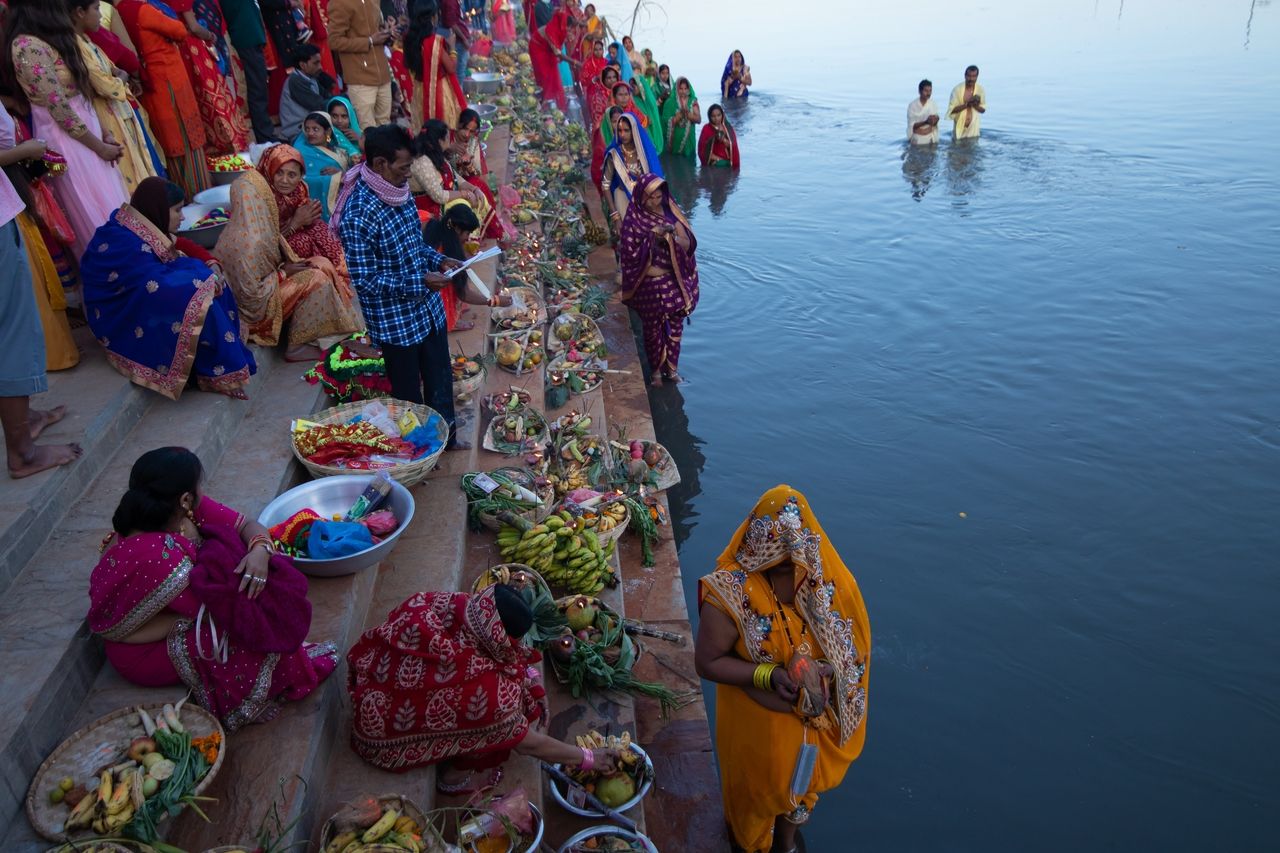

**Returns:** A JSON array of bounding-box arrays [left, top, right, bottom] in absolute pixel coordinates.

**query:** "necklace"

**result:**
[[765, 573, 810, 656]]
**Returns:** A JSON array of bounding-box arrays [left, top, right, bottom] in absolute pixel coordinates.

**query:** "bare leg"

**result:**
[[771, 815, 798, 853], [284, 344, 323, 363], [2, 397, 81, 479], [28, 404, 68, 440]]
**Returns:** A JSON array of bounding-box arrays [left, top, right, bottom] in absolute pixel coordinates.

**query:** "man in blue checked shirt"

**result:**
[[334, 124, 467, 446]]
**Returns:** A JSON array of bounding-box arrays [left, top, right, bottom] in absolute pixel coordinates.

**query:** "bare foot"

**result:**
[[9, 442, 82, 479], [649, 374, 664, 387], [450, 320, 476, 332], [664, 371, 684, 384], [29, 405, 68, 440], [284, 345, 323, 363]]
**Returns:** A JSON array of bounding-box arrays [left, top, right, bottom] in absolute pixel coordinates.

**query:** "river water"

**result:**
[[595, 0, 1280, 850]]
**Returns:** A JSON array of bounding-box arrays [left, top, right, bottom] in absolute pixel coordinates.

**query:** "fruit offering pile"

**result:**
[[497, 511, 618, 594], [560, 731, 646, 809], [323, 803, 425, 852]]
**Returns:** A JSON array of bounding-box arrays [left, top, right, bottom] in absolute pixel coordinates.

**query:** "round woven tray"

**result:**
[[482, 411, 549, 457], [27, 702, 226, 843], [490, 286, 546, 332], [471, 563, 551, 597], [546, 354, 605, 396], [554, 498, 629, 546], [466, 468, 555, 532], [292, 399, 448, 487], [482, 388, 533, 418], [546, 313, 604, 356], [611, 440, 681, 492], [319, 793, 430, 850], [495, 344, 545, 376]]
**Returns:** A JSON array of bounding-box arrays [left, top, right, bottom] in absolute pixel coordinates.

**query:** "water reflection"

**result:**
[[698, 166, 741, 216], [660, 154, 700, 216], [902, 144, 939, 201], [647, 384, 706, 549], [945, 137, 985, 201]]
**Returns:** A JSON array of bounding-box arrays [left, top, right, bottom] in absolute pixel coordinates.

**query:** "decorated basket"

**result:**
[[610, 440, 680, 492], [318, 793, 430, 851], [482, 409, 549, 457], [490, 286, 545, 332], [462, 468, 555, 532], [292, 399, 448, 487], [27, 702, 225, 843], [546, 312, 604, 356]]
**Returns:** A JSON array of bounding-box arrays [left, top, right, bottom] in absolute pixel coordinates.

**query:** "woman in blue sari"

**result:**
[[292, 112, 351, 220], [600, 111, 661, 224], [721, 49, 752, 99], [81, 178, 257, 400], [609, 40, 635, 82], [326, 96, 364, 159]]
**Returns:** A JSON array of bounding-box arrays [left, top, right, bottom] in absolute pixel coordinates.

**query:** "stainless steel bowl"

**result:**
[[472, 103, 498, 120], [209, 169, 248, 187], [548, 744, 653, 817], [464, 72, 504, 95], [556, 826, 658, 853], [256, 474, 415, 577], [175, 221, 227, 249]]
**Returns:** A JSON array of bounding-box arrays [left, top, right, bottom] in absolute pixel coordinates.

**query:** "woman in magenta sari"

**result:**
[[619, 174, 698, 385], [88, 447, 338, 731]]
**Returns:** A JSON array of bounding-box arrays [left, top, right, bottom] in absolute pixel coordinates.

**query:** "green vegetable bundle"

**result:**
[[124, 729, 211, 843]]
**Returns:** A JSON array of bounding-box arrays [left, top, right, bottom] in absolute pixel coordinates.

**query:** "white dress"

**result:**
[[907, 97, 940, 145]]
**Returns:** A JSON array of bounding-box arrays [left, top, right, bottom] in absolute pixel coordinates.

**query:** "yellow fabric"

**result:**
[[948, 81, 986, 139], [17, 213, 79, 371], [700, 485, 870, 853], [77, 36, 158, 193]]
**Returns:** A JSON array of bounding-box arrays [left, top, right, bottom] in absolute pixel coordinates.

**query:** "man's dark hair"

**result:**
[[292, 44, 321, 68], [918, 79, 932, 93], [364, 124, 414, 167], [965, 64, 979, 75]]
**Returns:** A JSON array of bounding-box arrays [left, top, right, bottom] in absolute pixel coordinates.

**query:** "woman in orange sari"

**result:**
[[401, 3, 466, 130], [696, 486, 871, 853], [167, 0, 251, 155]]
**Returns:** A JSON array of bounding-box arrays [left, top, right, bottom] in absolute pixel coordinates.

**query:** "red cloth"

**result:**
[[88, 497, 336, 730], [347, 588, 544, 772], [258, 144, 349, 272], [524, 0, 566, 109], [176, 236, 216, 264], [89, 27, 142, 76]]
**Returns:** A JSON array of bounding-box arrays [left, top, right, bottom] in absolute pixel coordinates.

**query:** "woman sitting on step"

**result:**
[[347, 586, 622, 795], [88, 447, 339, 732]]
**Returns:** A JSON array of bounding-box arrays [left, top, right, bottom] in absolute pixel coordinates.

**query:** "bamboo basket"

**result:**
[[553, 498, 629, 546], [453, 370, 485, 398], [471, 563, 550, 596], [489, 286, 545, 332], [318, 793, 430, 850], [546, 354, 606, 396], [482, 388, 534, 418], [546, 597, 643, 686], [482, 410, 549, 457], [27, 703, 226, 842], [291, 399, 448, 487], [610, 440, 681, 492], [463, 468, 554, 531], [545, 313, 604, 356]]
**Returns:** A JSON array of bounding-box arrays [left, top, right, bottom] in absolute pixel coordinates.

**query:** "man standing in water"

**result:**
[[908, 79, 940, 145], [948, 65, 987, 139]]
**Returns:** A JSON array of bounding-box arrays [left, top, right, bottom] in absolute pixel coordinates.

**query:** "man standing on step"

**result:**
[[332, 124, 465, 447], [221, 0, 282, 143]]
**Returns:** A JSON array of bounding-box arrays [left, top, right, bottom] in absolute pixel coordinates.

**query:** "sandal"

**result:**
[[436, 766, 502, 796]]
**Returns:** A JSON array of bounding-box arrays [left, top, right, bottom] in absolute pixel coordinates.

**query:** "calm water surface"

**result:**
[[597, 0, 1280, 849]]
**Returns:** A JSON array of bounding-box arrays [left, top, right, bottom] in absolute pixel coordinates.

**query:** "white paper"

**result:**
[[445, 245, 502, 277]]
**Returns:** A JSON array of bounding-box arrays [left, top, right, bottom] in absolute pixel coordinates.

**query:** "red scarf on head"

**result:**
[[346, 588, 543, 772]]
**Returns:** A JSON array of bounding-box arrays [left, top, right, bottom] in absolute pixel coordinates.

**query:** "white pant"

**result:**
[[348, 83, 392, 128]]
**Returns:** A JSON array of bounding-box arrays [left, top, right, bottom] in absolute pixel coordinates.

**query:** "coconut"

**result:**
[[496, 339, 522, 367], [594, 772, 637, 808], [565, 596, 598, 631]]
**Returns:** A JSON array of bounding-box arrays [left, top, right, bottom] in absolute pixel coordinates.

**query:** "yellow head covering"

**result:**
[[702, 485, 871, 746]]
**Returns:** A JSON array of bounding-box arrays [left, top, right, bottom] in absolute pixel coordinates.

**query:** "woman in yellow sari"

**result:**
[[213, 168, 362, 361], [696, 486, 871, 853], [76, 17, 157, 192]]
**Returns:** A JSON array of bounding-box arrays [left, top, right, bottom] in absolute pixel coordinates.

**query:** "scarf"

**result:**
[[330, 162, 412, 235]]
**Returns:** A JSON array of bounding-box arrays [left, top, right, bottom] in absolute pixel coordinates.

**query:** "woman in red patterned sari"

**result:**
[[88, 447, 337, 732], [348, 586, 622, 794]]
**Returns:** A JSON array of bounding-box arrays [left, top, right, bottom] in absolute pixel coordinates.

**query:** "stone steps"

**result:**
[[0, 345, 295, 848]]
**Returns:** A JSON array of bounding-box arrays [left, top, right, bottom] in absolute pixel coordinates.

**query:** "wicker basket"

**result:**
[[490, 286, 545, 332], [471, 563, 551, 595], [292, 399, 448, 487], [554, 498, 629, 545], [482, 410, 549, 457], [27, 702, 226, 842], [546, 354, 605, 396], [610, 440, 681, 492], [482, 388, 533, 418], [46, 843, 158, 853], [319, 793, 430, 850], [453, 370, 485, 399], [464, 468, 555, 532], [546, 313, 604, 356], [547, 597, 643, 686]]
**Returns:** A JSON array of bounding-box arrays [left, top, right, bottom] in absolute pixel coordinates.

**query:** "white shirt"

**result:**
[[907, 97, 940, 145]]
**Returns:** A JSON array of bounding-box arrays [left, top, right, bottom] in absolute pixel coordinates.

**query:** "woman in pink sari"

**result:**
[[619, 174, 699, 386], [88, 447, 338, 732]]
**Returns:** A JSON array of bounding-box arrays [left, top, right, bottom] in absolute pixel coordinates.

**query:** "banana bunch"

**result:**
[[66, 768, 141, 834], [584, 220, 610, 246], [325, 808, 425, 852], [547, 466, 590, 497], [497, 512, 617, 594], [574, 729, 639, 766], [589, 501, 628, 533]]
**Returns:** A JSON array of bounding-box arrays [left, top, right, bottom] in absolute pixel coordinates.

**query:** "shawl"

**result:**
[[699, 117, 741, 169], [699, 486, 870, 749], [721, 52, 749, 99], [603, 112, 662, 199], [81, 205, 251, 400], [347, 587, 543, 771], [330, 162, 412, 236], [290, 125, 350, 218], [617, 173, 697, 314], [213, 169, 286, 328], [659, 77, 698, 157], [254, 146, 351, 289], [326, 95, 364, 158]]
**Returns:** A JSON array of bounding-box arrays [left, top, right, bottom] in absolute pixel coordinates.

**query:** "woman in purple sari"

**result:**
[[88, 447, 338, 731], [618, 173, 699, 385]]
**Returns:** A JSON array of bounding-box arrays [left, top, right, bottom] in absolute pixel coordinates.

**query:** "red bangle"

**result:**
[[578, 746, 595, 771]]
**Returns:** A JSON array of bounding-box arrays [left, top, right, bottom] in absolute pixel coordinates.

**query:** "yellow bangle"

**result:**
[[753, 663, 778, 691]]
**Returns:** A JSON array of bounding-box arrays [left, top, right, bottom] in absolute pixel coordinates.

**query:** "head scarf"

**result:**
[[604, 112, 663, 191], [659, 76, 698, 156], [129, 177, 184, 237], [256, 143, 310, 224], [700, 486, 870, 748], [326, 96, 364, 158], [346, 586, 544, 770], [617, 174, 696, 312], [609, 40, 634, 82]]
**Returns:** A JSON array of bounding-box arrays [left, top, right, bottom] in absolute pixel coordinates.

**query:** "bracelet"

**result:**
[[578, 746, 595, 771], [752, 662, 779, 691], [248, 534, 274, 555]]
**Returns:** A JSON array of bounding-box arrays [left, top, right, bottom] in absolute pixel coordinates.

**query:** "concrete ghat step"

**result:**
[[0, 351, 285, 842], [0, 337, 153, 595], [0, 352, 293, 849]]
